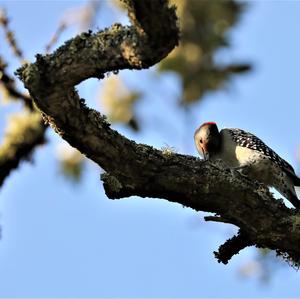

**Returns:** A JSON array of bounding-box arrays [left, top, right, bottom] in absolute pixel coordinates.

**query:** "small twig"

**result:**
[[0, 8, 25, 62], [45, 22, 66, 53], [0, 56, 33, 109], [204, 215, 232, 224], [214, 230, 254, 264]]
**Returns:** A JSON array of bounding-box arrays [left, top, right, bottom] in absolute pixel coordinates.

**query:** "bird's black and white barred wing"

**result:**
[[226, 128, 299, 180]]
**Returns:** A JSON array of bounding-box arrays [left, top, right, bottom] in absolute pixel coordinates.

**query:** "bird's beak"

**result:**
[[201, 148, 209, 161], [204, 152, 210, 161]]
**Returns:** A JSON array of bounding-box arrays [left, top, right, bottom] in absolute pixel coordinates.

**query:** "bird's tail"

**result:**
[[288, 192, 300, 209], [292, 174, 300, 187]]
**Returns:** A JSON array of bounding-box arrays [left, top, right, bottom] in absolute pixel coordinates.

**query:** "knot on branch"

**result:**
[[101, 173, 140, 199], [101, 173, 123, 196]]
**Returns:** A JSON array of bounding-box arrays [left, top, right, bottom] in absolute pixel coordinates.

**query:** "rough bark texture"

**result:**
[[16, 0, 300, 266]]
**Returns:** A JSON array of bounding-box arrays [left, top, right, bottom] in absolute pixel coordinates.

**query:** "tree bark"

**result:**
[[16, 0, 300, 266]]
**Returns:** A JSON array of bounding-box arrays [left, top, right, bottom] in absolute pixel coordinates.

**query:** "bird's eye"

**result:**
[[199, 139, 203, 144]]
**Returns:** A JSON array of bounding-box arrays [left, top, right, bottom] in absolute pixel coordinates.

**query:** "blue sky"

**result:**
[[0, 0, 300, 297]]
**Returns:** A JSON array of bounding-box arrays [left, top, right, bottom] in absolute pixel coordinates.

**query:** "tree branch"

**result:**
[[15, 0, 300, 266], [0, 56, 33, 109], [0, 112, 47, 186], [0, 8, 24, 62], [0, 11, 44, 184], [0, 57, 47, 187], [214, 230, 254, 264]]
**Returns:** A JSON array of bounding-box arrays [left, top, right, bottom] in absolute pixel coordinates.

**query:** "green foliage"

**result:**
[[99, 76, 141, 131], [59, 158, 84, 182], [0, 111, 44, 161], [56, 143, 85, 182], [106, 0, 251, 130], [159, 0, 250, 103]]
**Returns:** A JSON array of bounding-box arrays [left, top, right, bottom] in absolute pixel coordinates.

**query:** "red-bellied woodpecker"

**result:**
[[194, 122, 300, 209]]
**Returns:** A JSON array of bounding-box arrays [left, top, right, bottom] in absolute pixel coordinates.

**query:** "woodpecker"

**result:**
[[194, 122, 300, 209]]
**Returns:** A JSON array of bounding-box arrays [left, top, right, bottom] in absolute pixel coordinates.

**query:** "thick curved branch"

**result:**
[[16, 0, 300, 266]]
